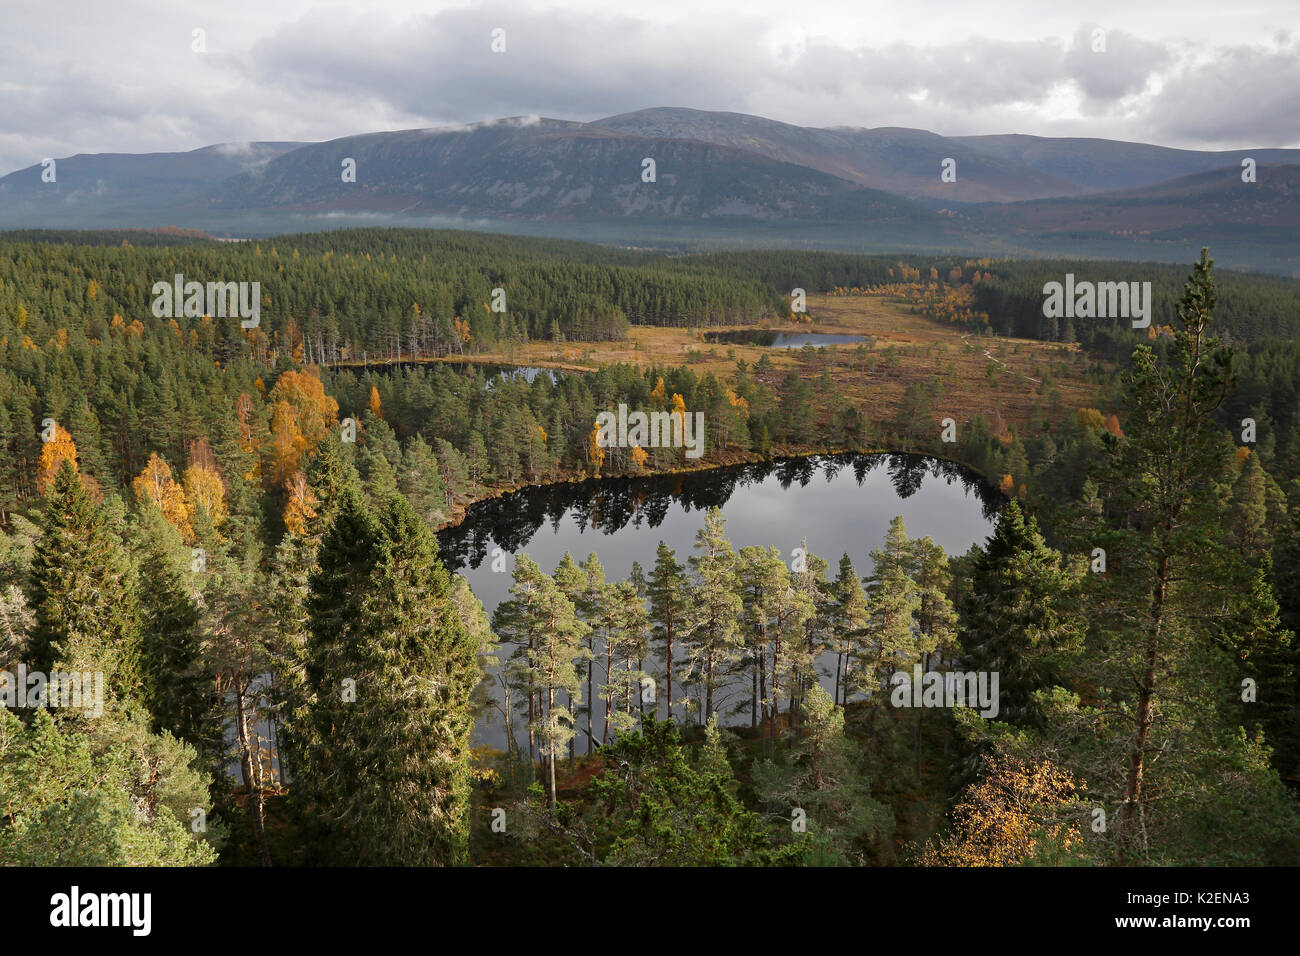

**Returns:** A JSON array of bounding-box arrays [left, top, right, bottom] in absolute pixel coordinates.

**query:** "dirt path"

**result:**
[[961, 333, 1042, 384]]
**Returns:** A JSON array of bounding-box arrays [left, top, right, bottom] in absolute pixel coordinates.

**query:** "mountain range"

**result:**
[[2, 107, 1296, 274]]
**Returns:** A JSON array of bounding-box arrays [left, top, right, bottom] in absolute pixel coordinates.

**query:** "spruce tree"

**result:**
[[956, 499, 1076, 730], [133, 503, 213, 757], [358, 493, 481, 863], [28, 460, 141, 701]]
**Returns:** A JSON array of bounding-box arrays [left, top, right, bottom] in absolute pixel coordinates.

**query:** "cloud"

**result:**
[[1141, 34, 1300, 146], [0, 1, 1296, 175], [1064, 24, 1173, 108]]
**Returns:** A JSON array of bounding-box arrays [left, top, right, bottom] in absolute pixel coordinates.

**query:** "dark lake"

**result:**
[[437, 452, 1000, 749]]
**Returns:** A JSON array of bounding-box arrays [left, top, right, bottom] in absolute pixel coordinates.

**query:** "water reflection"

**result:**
[[437, 452, 1000, 575]]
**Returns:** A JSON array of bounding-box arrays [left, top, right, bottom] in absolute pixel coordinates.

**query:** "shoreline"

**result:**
[[435, 442, 1001, 534]]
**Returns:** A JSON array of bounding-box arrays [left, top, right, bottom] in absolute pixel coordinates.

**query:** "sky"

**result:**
[[1, 0, 1297, 174]]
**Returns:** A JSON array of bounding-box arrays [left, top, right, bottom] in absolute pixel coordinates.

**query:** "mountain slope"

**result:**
[[0, 142, 304, 226], [963, 163, 1300, 237], [950, 133, 1300, 194], [594, 107, 1081, 202], [207, 117, 944, 225]]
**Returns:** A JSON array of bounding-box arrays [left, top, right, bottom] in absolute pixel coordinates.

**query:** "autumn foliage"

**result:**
[[262, 369, 339, 491], [589, 421, 605, 474], [183, 439, 227, 532], [918, 756, 1083, 866], [36, 424, 78, 495], [282, 470, 318, 535], [134, 453, 193, 541]]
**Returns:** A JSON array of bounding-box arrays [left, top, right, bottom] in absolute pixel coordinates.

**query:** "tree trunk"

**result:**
[[666, 622, 674, 721], [548, 684, 558, 809], [770, 631, 781, 758], [587, 633, 594, 754], [1117, 551, 1170, 864], [235, 679, 272, 866]]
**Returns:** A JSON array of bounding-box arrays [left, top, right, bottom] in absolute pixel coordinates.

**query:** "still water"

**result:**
[[437, 453, 1000, 749]]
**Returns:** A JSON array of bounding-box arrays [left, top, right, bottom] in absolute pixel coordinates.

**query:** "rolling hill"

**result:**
[[0, 108, 1296, 273]]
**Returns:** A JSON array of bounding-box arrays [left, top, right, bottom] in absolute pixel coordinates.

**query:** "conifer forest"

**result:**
[[2, 0, 1296, 937]]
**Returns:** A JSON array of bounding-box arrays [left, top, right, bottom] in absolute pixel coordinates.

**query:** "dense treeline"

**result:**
[[0, 228, 217, 247], [0, 230, 784, 364], [0, 233, 1297, 867], [963, 259, 1300, 346]]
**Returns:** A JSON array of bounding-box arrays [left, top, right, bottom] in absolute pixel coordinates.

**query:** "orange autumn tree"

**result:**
[[589, 421, 605, 475], [266, 401, 309, 490], [134, 453, 193, 541], [262, 370, 340, 489], [36, 424, 78, 495], [234, 392, 267, 484], [282, 470, 318, 535], [368, 386, 383, 420], [182, 438, 227, 532], [918, 755, 1084, 866], [268, 369, 339, 452], [671, 393, 687, 434]]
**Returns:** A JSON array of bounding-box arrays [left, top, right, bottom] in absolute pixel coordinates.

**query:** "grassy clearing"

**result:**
[[526, 293, 1102, 432], [336, 294, 1102, 435]]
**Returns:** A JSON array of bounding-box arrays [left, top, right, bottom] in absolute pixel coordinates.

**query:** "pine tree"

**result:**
[[400, 435, 448, 528], [751, 684, 891, 864], [684, 509, 743, 722], [737, 545, 813, 754], [788, 541, 829, 729], [602, 580, 650, 740], [1059, 249, 1300, 863], [0, 707, 219, 866], [909, 535, 957, 779], [830, 554, 867, 707], [857, 517, 919, 713], [495, 555, 590, 806], [648, 541, 688, 720], [588, 716, 777, 865]]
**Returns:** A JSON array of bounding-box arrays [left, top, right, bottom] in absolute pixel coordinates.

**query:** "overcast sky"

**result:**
[[1, 0, 1296, 174]]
